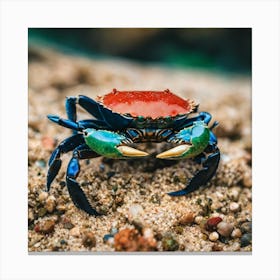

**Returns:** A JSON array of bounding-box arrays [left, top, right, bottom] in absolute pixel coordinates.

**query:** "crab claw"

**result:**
[[156, 144, 191, 159], [83, 128, 149, 159], [117, 146, 149, 157]]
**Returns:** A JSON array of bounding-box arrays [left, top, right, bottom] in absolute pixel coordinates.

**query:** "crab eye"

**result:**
[[83, 130, 88, 136]]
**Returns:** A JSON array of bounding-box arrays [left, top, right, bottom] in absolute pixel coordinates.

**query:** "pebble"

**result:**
[[242, 172, 252, 188], [56, 204, 66, 212], [215, 191, 224, 201], [103, 234, 114, 243], [178, 212, 195, 225], [52, 241, 62, 251], [42, 136, 56, 150], [45, 196, 56, 213], [107, 237, 115, 246], [34, 242, 41, 248], [38, 207, 47, 217], [106, 171, 116, 179], [228, 187, 240, 201], [162, 233, 179, 251], [240, 221, 252, 233], [128, 204, 144, 222], [110, 227, 118, 235], [59, 181, 66, 187], [114, 228, 157, 252], [194, 215, 203, 224], [212, 244, 223, 251], [69, 226, 80, 237], [231, 241, 241, 251], [231, 228, 242, 238], [35, 219, 55, 234], [205, 217, 222, 231], [82, 231, 96, 248], [217, 222, 234, 237], [62, 218, 74, 229], [174, 226, 184, 235], [60, 239, 67, 245], [35, 160, 46, 168], [150, 194, 161, 204], [240, 233, 252, 247], [143, 228, 154, 240], [209, 231, 219, 242], [28, 209, 35, 222], [229, 202, 240, 212], [99, 163, 105, 172], [38, 191, 48, 203]]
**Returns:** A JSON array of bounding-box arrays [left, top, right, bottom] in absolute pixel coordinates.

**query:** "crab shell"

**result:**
[[97, 89, 197, 121]]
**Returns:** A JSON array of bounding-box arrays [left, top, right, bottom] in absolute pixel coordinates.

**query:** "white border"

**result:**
[[1, 0, 279, 279]]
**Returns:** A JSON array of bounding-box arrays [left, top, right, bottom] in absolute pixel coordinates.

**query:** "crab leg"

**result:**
[[65, 97, 78, 134], [65, 95, 133, 130], [173, 112, 213, 130], [157, 120, 220, 196], [46, 134, 84, 191], [66, 144, 101, 216], [168, 147, 220, 196], [47, 115, 108, 131]]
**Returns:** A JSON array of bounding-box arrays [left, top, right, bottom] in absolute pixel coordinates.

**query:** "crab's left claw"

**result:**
[[83, 129, 149, 159]]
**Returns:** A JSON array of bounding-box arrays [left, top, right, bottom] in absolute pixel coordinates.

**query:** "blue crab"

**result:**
[[46, 89, 220, 215]]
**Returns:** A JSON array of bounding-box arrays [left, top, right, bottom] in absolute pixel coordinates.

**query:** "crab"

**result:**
[[46, 89, 220, 216]]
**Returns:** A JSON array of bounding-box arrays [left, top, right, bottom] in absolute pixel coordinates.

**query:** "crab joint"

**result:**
[[156, 144, 191, 159], [117, 145, 149, 157]]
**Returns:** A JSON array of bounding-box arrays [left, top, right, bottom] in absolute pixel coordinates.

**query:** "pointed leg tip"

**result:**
[[167, 189, 188, 196], [47, 114, 59, 122], [45, 185, 50, 192]]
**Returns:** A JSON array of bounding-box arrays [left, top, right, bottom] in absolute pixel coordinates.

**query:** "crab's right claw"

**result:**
[[157, 121, 210, 160], [83, 128, 149, 159]]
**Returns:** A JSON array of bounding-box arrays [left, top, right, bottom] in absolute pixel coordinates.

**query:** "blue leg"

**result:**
[[46, 134, 84, 191], [47, 115, 84, 131], [47, 115, 108, 131], [65, 97, 78, 134], [66, 144, 101, 216], [173, 112, 212, 130], [168, 147, 220, 196], [77, 95, 133, 130], [62, 95, 134, 130]]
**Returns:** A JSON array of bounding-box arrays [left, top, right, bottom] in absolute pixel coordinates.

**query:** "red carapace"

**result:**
[[100, 89, 196, 119]]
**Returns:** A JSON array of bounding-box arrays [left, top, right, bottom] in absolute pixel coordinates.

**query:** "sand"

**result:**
[[28, 46, 252, 252]]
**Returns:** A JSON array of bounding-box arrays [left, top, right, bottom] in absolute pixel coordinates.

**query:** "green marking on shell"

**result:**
[[179, 121, 210, 158], [84, 129, 124, 158]]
